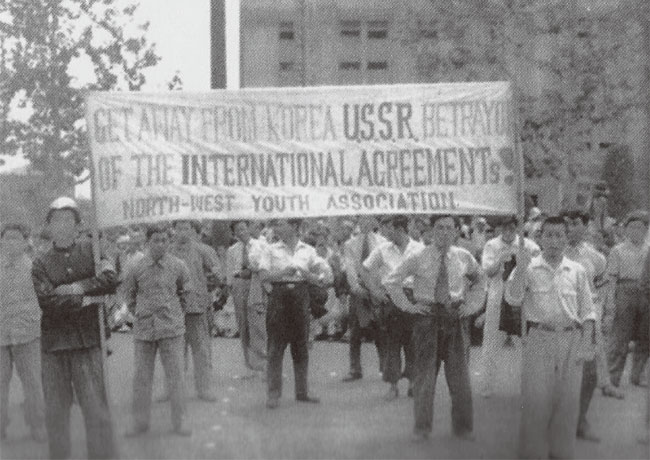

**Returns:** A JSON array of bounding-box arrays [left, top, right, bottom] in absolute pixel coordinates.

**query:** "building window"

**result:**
[[279, 61, 295, 71], [339, 61, 361, 71], [367, 61, 388, 71], [279, 21, 295, 40], [340, 20, 361, 38], [367, 20, 388, 39]]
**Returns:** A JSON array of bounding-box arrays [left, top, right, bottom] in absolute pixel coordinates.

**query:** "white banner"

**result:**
[[85, 82, 519, 227]]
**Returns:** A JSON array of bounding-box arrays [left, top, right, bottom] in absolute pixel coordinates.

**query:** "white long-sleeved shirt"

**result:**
[[505, 255, 596, 327]]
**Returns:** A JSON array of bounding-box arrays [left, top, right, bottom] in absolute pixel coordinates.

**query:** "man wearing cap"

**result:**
[[384, 215, 485, 441], [258, 219, 332, 409], [480, 215, 539, 398], [31, 197, 118, 459]]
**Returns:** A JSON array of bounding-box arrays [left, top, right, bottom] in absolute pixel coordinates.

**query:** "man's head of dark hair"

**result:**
[[287, 218, 302, 230], [560, 209, 590, 225], [540, 216, 568, 234], [1, 223, 29, 239], [624, 210, 649, 227], [428, 214, 460, 229], [500, 215, 518, 227], [230, 220, 249, 233], [173, 219, 201, 233], [390, 215, 409, 233], [146, 224, 170, 241]]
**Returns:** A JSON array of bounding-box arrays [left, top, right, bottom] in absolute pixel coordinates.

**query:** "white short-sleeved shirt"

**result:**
[[362, 239, 424, 287]]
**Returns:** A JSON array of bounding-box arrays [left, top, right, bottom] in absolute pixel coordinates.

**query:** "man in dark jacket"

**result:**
[[31, 197, 118, 459]]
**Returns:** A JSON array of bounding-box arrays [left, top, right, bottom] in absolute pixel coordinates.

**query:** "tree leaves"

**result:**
[[0, 0, 160, 180]]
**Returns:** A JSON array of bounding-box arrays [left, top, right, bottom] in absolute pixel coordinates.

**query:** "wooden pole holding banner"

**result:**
[[510, 85, 528, 339], [86, 136, 119, 457]]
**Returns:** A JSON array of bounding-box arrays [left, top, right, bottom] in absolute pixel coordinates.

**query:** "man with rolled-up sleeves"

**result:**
[[384, 215, 485, 442], [259, 219, 332, 409], [505, 216, 596, 459]]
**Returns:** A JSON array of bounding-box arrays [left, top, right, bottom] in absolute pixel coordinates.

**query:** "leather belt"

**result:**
[[82, 296, 105, 307], [526, 321, 581, 333]]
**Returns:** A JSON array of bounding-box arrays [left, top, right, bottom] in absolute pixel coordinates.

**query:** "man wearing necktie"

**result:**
[[384, 215, 486, 442]]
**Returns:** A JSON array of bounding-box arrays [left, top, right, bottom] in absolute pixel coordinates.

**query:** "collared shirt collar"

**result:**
[[275, 239, 308, 251], [144, 251, 168, 267], [530, 254, 571, 272]]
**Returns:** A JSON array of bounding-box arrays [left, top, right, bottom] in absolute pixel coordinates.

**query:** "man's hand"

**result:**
[[53, 283, 84, 296]]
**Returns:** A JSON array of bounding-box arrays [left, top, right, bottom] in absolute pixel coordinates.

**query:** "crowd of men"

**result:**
[[1, 184, 649, 459]]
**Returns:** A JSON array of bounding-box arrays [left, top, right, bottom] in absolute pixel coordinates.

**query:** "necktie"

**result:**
[[434, 250, 450, 305], [242, 241, 249, 270], [360, 232, 370, 262]]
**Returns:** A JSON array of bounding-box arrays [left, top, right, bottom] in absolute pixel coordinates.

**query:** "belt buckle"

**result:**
[[287, 283, 295, 289]]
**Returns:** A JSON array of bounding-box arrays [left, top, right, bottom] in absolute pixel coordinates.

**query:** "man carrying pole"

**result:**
[[31, 197, 118, 459]]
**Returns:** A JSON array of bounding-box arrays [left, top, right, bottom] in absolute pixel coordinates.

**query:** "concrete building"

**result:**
[[212, 0, 648, 214]]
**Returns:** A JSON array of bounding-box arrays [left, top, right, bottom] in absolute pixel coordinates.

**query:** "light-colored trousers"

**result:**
[[231, 276, 267, 372], [133, 336, 186, 429], [481, 280, 506, 394], [0, 339, 45, 433], [519, 328, 584, 460]]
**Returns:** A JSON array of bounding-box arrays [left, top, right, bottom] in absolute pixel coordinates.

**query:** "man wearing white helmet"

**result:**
[[31, 197, 118, 459]]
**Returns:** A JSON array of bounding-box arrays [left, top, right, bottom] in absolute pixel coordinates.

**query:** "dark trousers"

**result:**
[[41, 347, 116, 460], [348, 294, 386, 376], [383, 306, 416, 384], [577, 359, 597, 431], [133, 336, 185, 429], [608, 281, 646, 385], [266, 283, 311, 400], [184, 313, 214, 397], [412, 313, 473, 435]]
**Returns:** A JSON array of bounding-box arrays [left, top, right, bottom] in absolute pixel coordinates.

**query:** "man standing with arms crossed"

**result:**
[[384, 215, 485, 442], [506, 216, 596, 459], [342, 216, 386, 382], [361, 215, 423, 400], [31, 197, 118, 459]]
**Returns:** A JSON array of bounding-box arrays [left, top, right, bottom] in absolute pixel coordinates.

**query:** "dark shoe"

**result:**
[[602, 385, 625, 399], [198, 393, 218, 402], [30, 427, 47, 443], [266, 398, 280, 409], [125, 425, 149, 438], [173, 423, 192, 437], [384, 385, 398, 401], [342, 372, 362, 382], [411, 431, 430, 442], [577, 423, 601, 443], [631, 378, 648, 388], [504, 335, 514, 347], [296, 395, 320, 404]]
